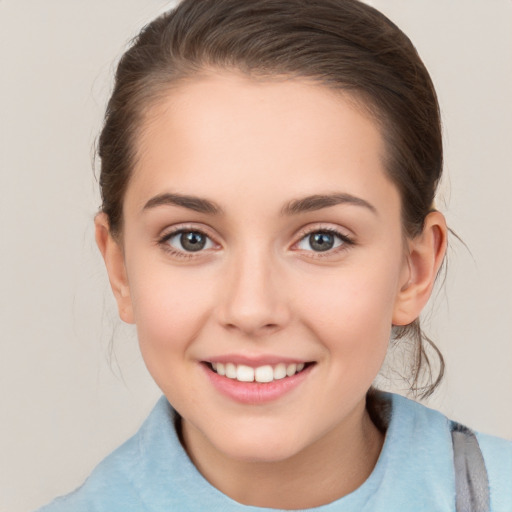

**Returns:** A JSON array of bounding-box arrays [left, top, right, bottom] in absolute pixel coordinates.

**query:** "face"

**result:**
[[103, 73, 417, 463]]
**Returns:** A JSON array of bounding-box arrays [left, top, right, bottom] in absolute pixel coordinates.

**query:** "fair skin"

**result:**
[[96, 72, 447, 509]]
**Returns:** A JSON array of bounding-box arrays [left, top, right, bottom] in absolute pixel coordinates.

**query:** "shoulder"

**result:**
[[35, 396, 175, 512], [36, 436, 143, 512], [384, 392, 512, 510]]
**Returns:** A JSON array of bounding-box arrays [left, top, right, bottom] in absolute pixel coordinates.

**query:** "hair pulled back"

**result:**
[[98, 0, 445, 397]]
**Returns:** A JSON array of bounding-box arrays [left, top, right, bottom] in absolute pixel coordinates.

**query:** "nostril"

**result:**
[[221, 319, 283, 336]]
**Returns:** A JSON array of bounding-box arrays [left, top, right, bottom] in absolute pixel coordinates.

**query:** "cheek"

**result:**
[[296, 263, 399, 368], [127, 263, 216, 364]]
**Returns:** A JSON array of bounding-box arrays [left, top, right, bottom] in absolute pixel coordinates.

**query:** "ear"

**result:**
[[392, 211, 448, 326], [94, 213, 135, 324]]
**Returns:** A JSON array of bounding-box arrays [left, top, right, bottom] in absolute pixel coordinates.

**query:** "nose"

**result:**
[[216, 246, 291, 337]]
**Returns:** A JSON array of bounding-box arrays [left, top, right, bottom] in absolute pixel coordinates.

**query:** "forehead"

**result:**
[[127, 72, 398, 217]]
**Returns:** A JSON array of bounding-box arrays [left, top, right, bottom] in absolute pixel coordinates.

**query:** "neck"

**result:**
[[181, 400, 384, 509]]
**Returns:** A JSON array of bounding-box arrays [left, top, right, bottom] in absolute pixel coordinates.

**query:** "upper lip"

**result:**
[[205, 354, 312, 367]]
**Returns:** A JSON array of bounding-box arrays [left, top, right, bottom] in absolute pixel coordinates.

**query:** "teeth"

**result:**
[[225, 363, 237, 379], [237, 365, 255, 382], [255, 365, 273, 383], [273, 363, 287, 380], [286, 363, 297, 377], [211, 361, 308, 382]]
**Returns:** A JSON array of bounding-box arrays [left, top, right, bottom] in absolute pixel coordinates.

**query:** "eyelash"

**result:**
[[293, 227, 354, 258], [157, 225, 218, 259], [157, 225, 354, 259]]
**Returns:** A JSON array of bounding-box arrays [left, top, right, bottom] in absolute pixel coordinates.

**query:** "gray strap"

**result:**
[[451, 422, 490, 512]]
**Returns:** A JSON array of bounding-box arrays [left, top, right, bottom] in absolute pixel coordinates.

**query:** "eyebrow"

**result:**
[[143, 193, 222, 215], [142, 191, 376, 217], [281, 193, 377, 216]]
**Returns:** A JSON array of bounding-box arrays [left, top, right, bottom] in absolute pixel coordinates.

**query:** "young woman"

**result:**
[[37, 0, 512, 510]]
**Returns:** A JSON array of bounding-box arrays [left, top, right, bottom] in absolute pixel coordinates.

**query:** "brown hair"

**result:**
[[98, 0, 445, 397]]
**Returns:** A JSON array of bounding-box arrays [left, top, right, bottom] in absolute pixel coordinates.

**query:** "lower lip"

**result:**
[[202, 364, 314, 405]]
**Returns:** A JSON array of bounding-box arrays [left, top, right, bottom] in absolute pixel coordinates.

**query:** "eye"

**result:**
[[164, 230, 215, 253], [296, 230, 348, 252]]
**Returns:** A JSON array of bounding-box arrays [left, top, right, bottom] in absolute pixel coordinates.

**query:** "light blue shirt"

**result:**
[[37, 393, 512, 511]]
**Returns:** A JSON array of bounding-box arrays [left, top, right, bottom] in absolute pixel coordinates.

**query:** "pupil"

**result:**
[[181, 232, 206, 252], [310, 232, 334, 252]]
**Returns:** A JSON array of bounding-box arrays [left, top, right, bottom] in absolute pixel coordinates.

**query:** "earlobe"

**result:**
[[94, 213, 135, 324], [392, 211, 448, 326]]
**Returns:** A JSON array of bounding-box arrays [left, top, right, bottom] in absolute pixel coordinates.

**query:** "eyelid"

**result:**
[[158, 222, 218, 241], [166, 230, 215, 251], [291, 224, 355, 254], [157, 223, 221, 256], [294, 223, 354, 242], [156, 222, 354, 258]]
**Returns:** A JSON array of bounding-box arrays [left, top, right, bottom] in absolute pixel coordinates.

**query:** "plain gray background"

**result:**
[[1, 1, 511, 510]]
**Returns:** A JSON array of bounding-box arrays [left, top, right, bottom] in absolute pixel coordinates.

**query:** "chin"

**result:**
[[210, 422, 310, 464]]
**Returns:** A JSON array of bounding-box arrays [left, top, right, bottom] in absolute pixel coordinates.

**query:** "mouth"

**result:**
[[201, 359, 316, 404], [204, 361, 315, 383]]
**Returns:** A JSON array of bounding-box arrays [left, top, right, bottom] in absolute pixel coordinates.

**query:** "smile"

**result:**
[[210, 362, 307, 383], [202, 359, 315, 404]]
